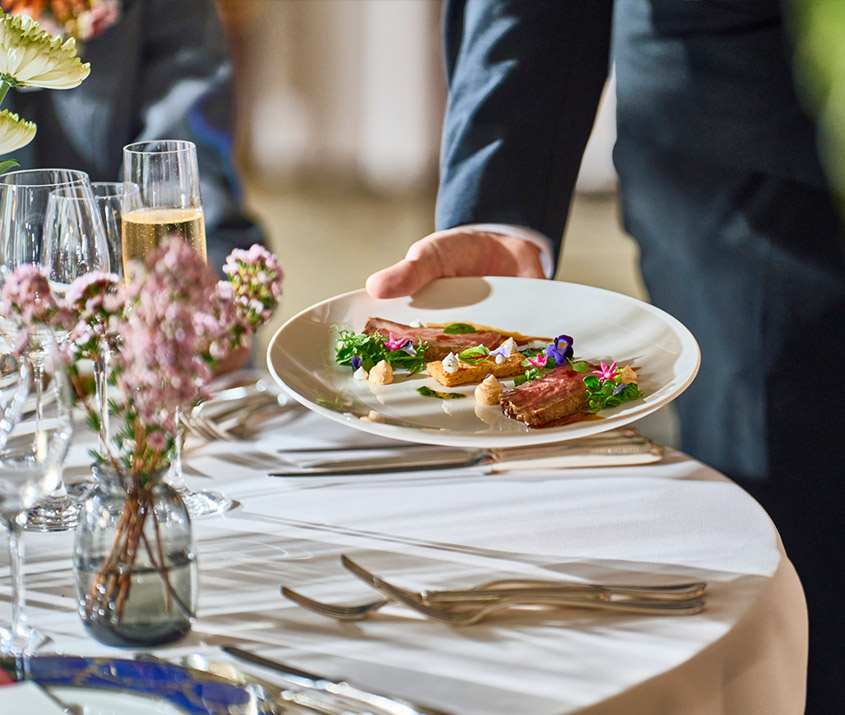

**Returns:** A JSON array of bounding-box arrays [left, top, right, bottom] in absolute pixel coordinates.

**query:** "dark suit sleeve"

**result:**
[[136, 0, 264, 272], [436, 0, 613, 264]]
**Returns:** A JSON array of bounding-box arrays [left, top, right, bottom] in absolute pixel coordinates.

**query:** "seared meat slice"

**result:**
[[362, 317, 502, 361], [499, 365, 589, 426]]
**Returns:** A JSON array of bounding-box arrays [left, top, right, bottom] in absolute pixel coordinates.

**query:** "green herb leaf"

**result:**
[[457, 345, 490, 364], [443, 322, 478, 334], [569, 360, 590, 373], [417, 386, 467, 399]]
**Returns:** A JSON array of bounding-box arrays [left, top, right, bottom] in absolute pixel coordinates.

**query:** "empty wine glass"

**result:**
[[0, 169, 90, 340], [0, 334, 73, 654], [91, 182, 141, 280], [0, 170, 92, 532], [122, 140, 230, 518], [42, 185, 113, 473]]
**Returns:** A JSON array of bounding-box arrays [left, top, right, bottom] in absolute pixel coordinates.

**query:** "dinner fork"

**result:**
[[340, 557, 705, 625]]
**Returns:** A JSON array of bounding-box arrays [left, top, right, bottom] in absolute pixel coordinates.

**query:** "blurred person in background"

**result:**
[[367, 2, 844, 710], [1, 0, 263, 274]]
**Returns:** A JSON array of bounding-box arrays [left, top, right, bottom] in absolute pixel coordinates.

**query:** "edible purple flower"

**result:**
[[351, 355, 362, 370], [489, 345, 511, 359], [612, 382, 627, 396], [544, 334, 574, 366], [592, 361, 620, 381]]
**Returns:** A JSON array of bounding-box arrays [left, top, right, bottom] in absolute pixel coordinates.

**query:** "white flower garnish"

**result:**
[[442, 352, 459, 374], [501, 337, 519, 355], [0, 108, 34, 153], [0, 13, 90, 89]]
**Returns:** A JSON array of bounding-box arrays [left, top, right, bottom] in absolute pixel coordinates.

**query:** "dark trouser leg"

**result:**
[[616, 148, 845, 713]]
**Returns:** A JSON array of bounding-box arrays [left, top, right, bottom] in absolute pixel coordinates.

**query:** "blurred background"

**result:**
[[216, 0, 665, 436]]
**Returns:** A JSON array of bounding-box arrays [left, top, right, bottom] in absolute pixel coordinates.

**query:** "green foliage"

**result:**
[[457, 346, 490, 364], [583, 376, 644, 414], [333, 326, 428, 374], [442, 323, 478, 334]]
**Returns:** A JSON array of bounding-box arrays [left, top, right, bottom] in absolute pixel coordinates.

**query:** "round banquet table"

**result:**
[[4, 405, 807, 715]]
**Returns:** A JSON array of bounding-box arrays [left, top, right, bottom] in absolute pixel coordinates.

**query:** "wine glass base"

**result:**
[[0, 624, 49, 655], [180, 489, 233, 518], [24, 496, 79, 532]]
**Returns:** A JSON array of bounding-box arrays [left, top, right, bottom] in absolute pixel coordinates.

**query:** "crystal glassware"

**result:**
[[0, 169, 93, 531], [121, 140, 230, 518], [0, 334, 73, 654], [91, 181, 141, 281]]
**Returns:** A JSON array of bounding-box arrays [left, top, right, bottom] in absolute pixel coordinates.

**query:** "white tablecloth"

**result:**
[[7, 407, 807, 714]]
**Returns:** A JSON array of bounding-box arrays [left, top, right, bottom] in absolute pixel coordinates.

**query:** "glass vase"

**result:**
[[73, 464, 198, 647]]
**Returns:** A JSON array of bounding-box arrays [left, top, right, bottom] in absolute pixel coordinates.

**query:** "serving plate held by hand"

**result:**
[[267, 277, 700, 448]]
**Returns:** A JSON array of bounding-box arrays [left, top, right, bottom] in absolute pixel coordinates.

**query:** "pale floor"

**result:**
[[245, 183, 678, 446]]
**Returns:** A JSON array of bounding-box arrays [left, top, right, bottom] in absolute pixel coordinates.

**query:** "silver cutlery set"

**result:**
[[282, 555, 707, 625]]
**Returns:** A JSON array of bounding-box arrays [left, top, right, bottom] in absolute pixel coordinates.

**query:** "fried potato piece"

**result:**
[[426, 354, 525, 387]]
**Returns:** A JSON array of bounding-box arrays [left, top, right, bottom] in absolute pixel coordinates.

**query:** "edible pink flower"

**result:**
[[592, 361, 620, 381], [526, 353, 548, 369], [384, 332, 411, 352]]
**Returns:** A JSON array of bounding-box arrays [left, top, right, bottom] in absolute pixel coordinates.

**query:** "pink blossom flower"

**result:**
[[0, 264, 72, 349], [222, 244, 283, 332], [526, 353, 548, 369], [592, 361, 621, 381], [384, 332, 411, 352]]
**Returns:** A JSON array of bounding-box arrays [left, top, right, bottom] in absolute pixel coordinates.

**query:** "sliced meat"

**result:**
[[499, 365, 590, 426], [362, 317, 502, 361]]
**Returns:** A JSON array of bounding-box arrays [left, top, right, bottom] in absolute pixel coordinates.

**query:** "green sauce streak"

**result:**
[[417, 386, 467, 400]]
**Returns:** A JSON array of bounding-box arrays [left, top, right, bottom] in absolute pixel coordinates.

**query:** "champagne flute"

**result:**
[[0, 334, 73, 654], [122, 140, 230, 518], [121, 140, 207, 271], [0, 170, 92, 532]]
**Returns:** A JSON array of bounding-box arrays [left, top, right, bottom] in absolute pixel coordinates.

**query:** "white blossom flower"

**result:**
[[0, 108, 34, 152], [0, 12, 90, 89]]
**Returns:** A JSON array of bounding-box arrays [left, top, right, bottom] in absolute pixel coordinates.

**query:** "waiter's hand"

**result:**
[[365, 228, 545, 299]]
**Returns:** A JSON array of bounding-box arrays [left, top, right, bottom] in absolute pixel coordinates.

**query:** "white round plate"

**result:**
[[267, 277, 700, 448]]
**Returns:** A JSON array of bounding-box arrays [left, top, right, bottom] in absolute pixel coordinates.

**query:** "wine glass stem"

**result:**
[[34, 355, 67, 499], [94, 352, 110, 454], [6, 514, 30, 652], [169, 410, 186, 492]]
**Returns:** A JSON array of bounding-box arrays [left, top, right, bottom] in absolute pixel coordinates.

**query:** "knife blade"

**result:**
[[222, 645, 452, 715], [267, 436, 663, 476]]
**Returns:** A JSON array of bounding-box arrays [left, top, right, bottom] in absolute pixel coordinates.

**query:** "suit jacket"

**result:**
[[436, 0, 827, 262], [4, 0, 262, 272]]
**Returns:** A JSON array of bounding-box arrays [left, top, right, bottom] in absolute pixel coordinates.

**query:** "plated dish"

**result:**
[[267, 277, 700, 448]]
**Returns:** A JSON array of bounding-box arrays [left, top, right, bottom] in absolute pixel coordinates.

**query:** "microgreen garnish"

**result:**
[[417, 386, 467, 399], [442, 323, 477, 334], [582, 373, 643, 413], [334, 326, 428, 374], [457, 345, 491, 364], [513, 353, 555, 386], [569, 360, 590, 373]]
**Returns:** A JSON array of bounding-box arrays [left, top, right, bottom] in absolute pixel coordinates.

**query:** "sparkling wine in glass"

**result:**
[[121, 140, 207, 272], [0, 334, 73, 654], [121, 140, 230, 518]]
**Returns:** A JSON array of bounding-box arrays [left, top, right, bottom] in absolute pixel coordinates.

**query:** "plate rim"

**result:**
[[267, 277, 701, 447]]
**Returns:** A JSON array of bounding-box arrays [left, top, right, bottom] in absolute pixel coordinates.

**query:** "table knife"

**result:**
[[222, 645, 452, 715], [267, 437, 663, 476]]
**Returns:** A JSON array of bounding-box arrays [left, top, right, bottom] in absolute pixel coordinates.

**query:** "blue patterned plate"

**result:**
[[1, 655, 274, 714]]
